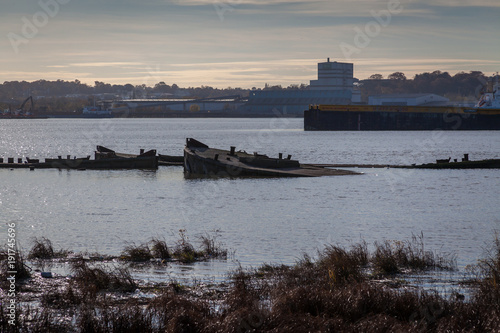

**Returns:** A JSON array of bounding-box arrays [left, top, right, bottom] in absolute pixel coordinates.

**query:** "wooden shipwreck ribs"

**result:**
[[0, 147, 159, 170], [183, 138, 360, 178]]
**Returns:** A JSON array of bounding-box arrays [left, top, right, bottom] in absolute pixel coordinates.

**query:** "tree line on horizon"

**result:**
[[359, 70, 491, 102], [0, 70, 494, 112]]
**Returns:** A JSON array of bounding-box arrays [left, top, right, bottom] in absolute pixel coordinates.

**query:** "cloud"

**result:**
[[421, 0, 500, 7], [171, 0, 316, 5], [0, 0, 498, 87], [69, 62, 146, 68], [2, 55, 499, 87]]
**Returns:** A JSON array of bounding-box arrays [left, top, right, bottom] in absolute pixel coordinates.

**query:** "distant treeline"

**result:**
[[0, 80, 250, 102], [0, 71, 493, 111], [360, 70, 492, 102]]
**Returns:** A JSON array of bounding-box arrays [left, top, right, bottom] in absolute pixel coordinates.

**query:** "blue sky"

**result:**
[[1, 0, 499, 88]]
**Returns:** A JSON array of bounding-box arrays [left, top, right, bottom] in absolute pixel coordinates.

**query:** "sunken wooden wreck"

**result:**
[[403, 154, 500, 169], [95, 145, 157, 160], [306, 154, 500, 169], [97, 145, 183, 166], [0, 147, 158, 170], [183, 138, 359, 178], [158, 154, 184, 166]]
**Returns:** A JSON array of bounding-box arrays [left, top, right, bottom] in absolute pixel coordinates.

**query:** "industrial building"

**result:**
[[110, 96, 245, 116], [241, 59, 358, 115]]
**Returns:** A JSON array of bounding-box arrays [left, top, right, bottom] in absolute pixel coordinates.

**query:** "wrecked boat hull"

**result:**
[[0, 156, 158, 170], [183, 138, 359, 178]]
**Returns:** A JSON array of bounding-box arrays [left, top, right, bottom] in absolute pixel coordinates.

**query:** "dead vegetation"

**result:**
[[27, 237, 70, 260], [0, 249, 31, 294], [71, 260, 138, 295], [0, 236, 498, 332], [119, 230, 227, 263], [372, 233, 456, 275], [150, 238, 171, 260], [120, 242, 153, 262]]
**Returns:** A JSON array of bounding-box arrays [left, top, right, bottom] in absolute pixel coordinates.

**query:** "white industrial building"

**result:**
[[310, 59, 354, 91], [243, 58, 358, 115]]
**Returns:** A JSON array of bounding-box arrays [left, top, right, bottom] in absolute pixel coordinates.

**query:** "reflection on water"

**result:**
[[1, 119, 499, 283]]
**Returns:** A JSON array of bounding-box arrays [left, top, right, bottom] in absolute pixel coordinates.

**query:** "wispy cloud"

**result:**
[[421, 0, 500, 7], [171, 0, 316, 5], [0, 0, 498, 87], [70, 62, 146, 68]]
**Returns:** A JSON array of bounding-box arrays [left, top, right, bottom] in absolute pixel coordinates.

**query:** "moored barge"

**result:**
[[304, 105, 500, 131], [305, 80, 500, 131]]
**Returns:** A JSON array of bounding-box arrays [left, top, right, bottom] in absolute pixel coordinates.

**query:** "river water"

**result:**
[[0, 118, 499, 283]]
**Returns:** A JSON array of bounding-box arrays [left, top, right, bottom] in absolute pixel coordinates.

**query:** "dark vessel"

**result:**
[[304, 104, 500, 131], [0, 151, 158, 170], [183, 138, 359, 178], [158, 154, 184, 166], [304, 80, 500, 131], [404, 154, 500, 169], [95, 145, 157, 159], [96, 145, 183, 166]]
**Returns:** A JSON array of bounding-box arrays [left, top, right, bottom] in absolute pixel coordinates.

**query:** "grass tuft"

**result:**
[[172, 229, 199, 263], [70, 260, 137, 296], [150, 237, 171, 260], [475, 234, 500, 308], [28, 237, 69, 259], [199, 232, 228, 259], [371, 233, 456, 275], [372, 241, 401, 275], [318, 244, 367, 284], [121, 242, 153, 262], [5, 236, 500, 332]]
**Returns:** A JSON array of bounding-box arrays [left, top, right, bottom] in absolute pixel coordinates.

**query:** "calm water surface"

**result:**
[[0, 118, 499, 282]]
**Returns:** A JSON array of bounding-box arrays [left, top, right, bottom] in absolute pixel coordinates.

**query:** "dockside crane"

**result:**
[[16, 96, 34, 115]]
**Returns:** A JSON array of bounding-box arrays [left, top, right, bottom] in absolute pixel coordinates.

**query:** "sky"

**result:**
[[1, 0, 499, 88]]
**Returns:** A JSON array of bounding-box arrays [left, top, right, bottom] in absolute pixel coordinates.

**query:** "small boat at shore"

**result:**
[[183, 138, 359, 178]]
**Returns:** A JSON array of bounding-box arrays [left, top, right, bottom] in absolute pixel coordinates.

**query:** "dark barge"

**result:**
[[304, 105, 500, 131], [183, 138, 359, 178]]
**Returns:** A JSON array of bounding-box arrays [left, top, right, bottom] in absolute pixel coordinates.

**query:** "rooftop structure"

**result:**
[[242, 58, 355, 115], [310, 58, 354, 91]]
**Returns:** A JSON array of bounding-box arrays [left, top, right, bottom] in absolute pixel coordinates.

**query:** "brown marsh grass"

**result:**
[[1, 237, 498, 332], [70, 260, 137, 297], [28, 237, 69, 260]]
